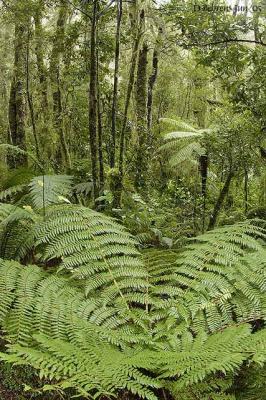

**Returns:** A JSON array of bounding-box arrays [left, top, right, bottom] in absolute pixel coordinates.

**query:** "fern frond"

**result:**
[[29, 175, 73, 209], [34, 205, 148, 309], [0, 184, 27, 202], [169, 142, 205, 166], [0, 203, 37, 260], [144, 220, 266, 333], [159, 117, 198, 133], [0, 207, 265, 400]]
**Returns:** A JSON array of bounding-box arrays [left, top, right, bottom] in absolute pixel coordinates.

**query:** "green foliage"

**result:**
[[0, 1, 266, 397], [158, 117, 210, 168], [0, 174, 73, 208], [29, 175, 73, 209], [0, 203, 37, 260], [0, 204, 265, 399], [34, 205, 148, 309]]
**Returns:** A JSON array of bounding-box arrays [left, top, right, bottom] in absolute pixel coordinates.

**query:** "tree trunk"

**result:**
[[26, 26, 40, 161], [252, 0, 260, 42], [34, 1, 49, 113], [147, 48, 158, 135], [244, 167, 248, 214], [147, 28, 162, 138], [208, 170, 234, 230], [199, 154, 208, 232], [98, 96, 104, 192], [7, 21, 27, 168], [50, 0, 71, 170], [96, 23, 104, 193], [110, 0, 122, 168], [112, 8, 145, 208], [88, 0, 100, 201], [135, 41, 148, 188]]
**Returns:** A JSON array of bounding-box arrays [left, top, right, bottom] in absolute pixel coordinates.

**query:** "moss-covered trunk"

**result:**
[[7, 21, 27, 168], [88, 0, 100, 202], [134, 42, 148, 189], [50, 0, 71, 170]]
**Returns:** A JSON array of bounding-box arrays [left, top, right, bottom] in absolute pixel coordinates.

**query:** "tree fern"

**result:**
[[0, 174, 73, 260], [0, 173, 73, 208], [0, 203, 37, 260], [0, 206, 265, 399], [28, 175, 73, 209], [158, 117, 211, 168], [34, 205, 148, 308], [144, 220, 266, 336]]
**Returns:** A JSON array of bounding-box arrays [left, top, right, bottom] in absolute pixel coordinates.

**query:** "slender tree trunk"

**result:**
[[112, 8, 145, 208], [88, 0, 100, 201], [252, 0, 260, 42], [34, 1, 49, 113], [110, 0, 122, 168], [8, 21, 27, 168], [208, 170, 234, 230], [186, 84, 192, 119], [98, 97, 104, 191], [96, 23, 104, 192], [147, 49, 158, 134], [182, 82, 191, 118], [147, 28, 162, 138], [8, 78, 17, 156], [244, 167, 248, 214], [199, 154, 208, 232], [26, 27, 40, 161], [50, 0, 71, 170], [135, 41, 148, 188]]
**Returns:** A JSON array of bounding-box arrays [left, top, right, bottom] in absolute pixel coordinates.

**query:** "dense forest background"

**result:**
[[0, 0, 265, 399]]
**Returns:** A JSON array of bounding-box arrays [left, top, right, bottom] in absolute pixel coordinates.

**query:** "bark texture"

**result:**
[[8, 21, 27, 168], [34, 1, 49, 113], [88, 0, 100, 201], [135, 41, 148, 188], [208, 170, 234, 230], [110, 0, 122, 168], [26, 27, 40, 161], [112, 7, 145, 208], [147, 27, 162, 137], [50, 0, 71, 169]]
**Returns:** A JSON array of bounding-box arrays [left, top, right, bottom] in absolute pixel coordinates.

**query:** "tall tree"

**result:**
[[147, 27, 162, 137], [112, 5, 145, 207], [33, 0, 48, 113], [110, 0, 123, 169], [96, 16, 104, 193], [8, 17, 27, 168], [88, 0, 100, 201], [50, 0, 71, 170], [26, 25, 40, 161], [208, 170, 234, 230], [134, 41, 148, 188]]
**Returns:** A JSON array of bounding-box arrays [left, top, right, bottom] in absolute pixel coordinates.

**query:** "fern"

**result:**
[[34, 205, 148, 308], [159, 117, 199, 133], [0, 203, 37, 260], [144, 220, 266, 338], [158, 117, 211, 168], [0, 173, 73, 208], [0, 184, 27, 202], [0, 175, 73, 259], [0, 205, 265, 399], [29, 175, 73, 209]]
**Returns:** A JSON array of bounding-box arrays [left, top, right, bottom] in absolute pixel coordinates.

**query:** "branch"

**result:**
[[64, 0, 114, 20], [97, 0, 116, 17], [183, 38, 266, 48], [64, 0, 92, 20]]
